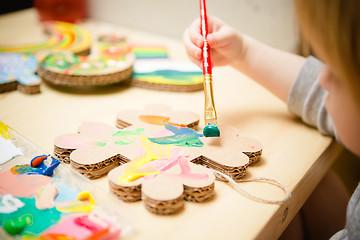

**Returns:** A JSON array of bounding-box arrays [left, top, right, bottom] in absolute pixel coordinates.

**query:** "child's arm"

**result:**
[[233, 35, 306, 102], [183, 16, 306, 102]]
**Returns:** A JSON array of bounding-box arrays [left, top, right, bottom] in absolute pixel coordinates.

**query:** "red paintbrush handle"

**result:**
[[200, 0, 212, 75]]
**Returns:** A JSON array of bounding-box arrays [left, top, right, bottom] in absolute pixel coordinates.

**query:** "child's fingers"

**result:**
[[184, 41, 202, 62], [183, 28, 202, 60], [207, 25, 234, 48], [187, 18, 203, 47], [183, 37, 202, 68], [209, 50, 223, 67]]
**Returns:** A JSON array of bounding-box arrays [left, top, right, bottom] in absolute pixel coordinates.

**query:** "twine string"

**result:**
[[212, 170, 291, 204]]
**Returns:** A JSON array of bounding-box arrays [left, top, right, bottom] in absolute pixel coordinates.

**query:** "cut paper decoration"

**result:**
[[0, 137, 23, 164], [187, 125, 263, 181], [36, 35, 135, 86], [53, 104, 262, 182], [116, 104, 200, 131], [0, 53, 41, 94], [53, 122, 133, 179], [115, 105, 262, 181], [0, 21, 91, 56], [107, 124, 262, 214], [129, 60, 203, 92], [53, 104, 264, 214], [108, 139, 215, 215], [127, 45, 203, 92], [54, 104, 200, 179]]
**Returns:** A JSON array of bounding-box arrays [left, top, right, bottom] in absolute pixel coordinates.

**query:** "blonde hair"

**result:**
[[294, 0, 360, 106]]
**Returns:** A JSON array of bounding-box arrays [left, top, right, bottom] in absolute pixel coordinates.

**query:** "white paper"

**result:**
[[0, 137, 23, 164]]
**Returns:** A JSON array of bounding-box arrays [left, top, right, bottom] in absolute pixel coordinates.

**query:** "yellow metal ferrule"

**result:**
[[203, 74, 217, 125]]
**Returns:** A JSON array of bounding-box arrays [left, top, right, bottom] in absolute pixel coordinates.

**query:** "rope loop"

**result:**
[[213, 170, 291, 204]]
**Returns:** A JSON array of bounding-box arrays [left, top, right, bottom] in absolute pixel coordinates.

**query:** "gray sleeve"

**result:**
[[287, 56, 336, 137], [330, 183, 360, 240]]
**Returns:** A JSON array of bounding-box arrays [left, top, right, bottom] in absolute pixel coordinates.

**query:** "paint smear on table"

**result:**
[[0, 121, 10, 139], [54, 184, 79, 203], [0, 170, 52, 197], [41, 213, 121, 240], [35, 183, 59, 209], [0, 197, 61, 236]]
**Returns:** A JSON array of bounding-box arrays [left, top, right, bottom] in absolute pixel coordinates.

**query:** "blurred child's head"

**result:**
[[294, 0, 360, 156]]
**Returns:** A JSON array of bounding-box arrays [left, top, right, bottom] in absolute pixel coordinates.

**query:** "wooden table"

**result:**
[[0, 9, 342, 240]]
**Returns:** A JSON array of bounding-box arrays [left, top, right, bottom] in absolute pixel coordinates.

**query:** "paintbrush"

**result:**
[[200, 0, 220, 137]]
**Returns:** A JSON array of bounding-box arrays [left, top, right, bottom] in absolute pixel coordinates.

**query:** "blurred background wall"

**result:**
[[1, 0, 299, 53], [88, 0, 299, 53]]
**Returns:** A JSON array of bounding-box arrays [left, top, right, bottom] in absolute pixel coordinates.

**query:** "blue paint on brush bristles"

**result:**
[[203, 122, 220, 137]]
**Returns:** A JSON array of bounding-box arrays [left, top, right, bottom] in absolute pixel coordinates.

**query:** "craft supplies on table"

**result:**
[[0, 121, 133, 239]]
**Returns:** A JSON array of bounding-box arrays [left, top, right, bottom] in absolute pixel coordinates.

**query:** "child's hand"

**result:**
[[183, 16, 244, 69]]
